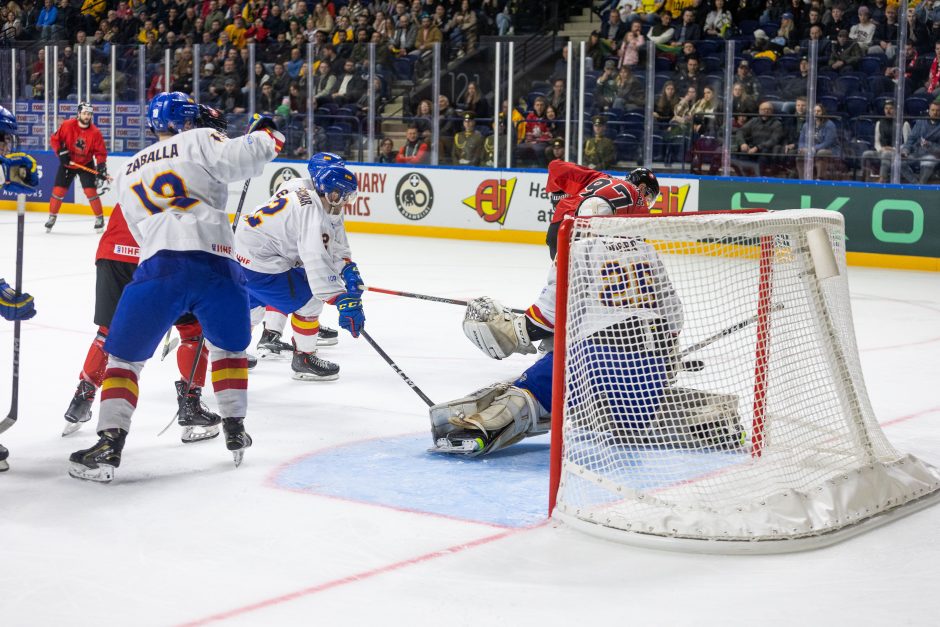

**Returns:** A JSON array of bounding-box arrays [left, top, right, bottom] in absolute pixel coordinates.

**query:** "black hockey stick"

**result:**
[[0, 196, 27, 434], [361, 330, 435, 408], [679, 303, 785, 359], [365, 286, 526, 315], [231, 177, 251, 230]]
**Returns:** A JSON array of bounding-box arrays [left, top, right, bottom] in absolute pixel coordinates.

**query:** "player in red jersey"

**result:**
[[45, 102, 111, 233], [544, 162, 659, 259], [61, 204, 222, 443]]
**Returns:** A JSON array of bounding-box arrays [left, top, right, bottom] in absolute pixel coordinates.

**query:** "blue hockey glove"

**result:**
[[0, 279, 36, 321], [341, 261, 364, 296], [246, 113, 278, 134], [334, 293, 364, 338], [1, 153, 39, 195]]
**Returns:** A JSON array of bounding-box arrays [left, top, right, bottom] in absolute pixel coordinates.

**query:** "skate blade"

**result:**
[[160, 337, 180, 361], [68, 462, 114, 483], [180, 425, 220, 443], [292, 371, 339, 382], [95, 227, 104, 234], [257, 349, 290, 360], [61, 420, 87, 437], [429, 436, 486, 456], [232, 450, 244, 467], [0, 459, 8, 472], [316, 336, 339, 347]]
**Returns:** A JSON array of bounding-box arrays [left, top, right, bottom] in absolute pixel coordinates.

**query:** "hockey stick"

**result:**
[[0, 195, 27, 435], [160, 329, 179, 361], [361, 330, 435, 408], [679, 303, 785, 359], [365, 286, 526, 315]]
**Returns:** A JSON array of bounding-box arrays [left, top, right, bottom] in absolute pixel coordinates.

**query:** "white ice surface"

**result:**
[[0, 212, 938, 627]]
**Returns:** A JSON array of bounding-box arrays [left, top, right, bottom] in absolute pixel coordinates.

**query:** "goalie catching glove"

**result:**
[[462, 297, 536, 360]]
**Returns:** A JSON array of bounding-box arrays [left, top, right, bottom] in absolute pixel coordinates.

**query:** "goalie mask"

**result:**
[[313, 165, 358, 215]]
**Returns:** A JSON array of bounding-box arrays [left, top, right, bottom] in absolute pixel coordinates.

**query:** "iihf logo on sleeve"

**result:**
[[395, 173, 434, 221]]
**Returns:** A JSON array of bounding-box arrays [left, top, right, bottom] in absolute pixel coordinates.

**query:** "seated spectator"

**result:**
[[459, 81, 489, 118], [861, 99, 910, 183], [900, 101, 940, 184], [332, 59, 367, 105], [704, 0, 733, 39], [612, 65, 646, 111], [732, 100, 784, 176], [916, 41, 940, 97], [602, 9, 629, 49], [674, 56, 704, 96], [411, 13, 442, 58], [517, 96, 552, 165], [782, 95, 807, 160], [653, 80, 680, 125], [735, 60, 759, 99], [269, 63, 291, 102], [584, 116, 616, 170], [391, 14, 417, 56], [796, 103, 840, 180], [245, 18, 269, 44], [544, 104, 561, 138], [286, 47, 304, 79], [828, 29, 863, 74], [747, 29, 777, 61], [453, 112, 484, 165], [780, 56, 810, 100], [647, 13, 675, 46], [377, 137, 397, 163], [800, 7, 822, 40], [771, 12, 800, 54], [873, 6, 899, 60], [849, 6, 877, 54], [672, 9, 701, 44], [664, 84, 698, 165], [823, 3, 849, 42], [799, 25, 831, 60], [412, 98, 433, 143], [595, 59, 620, 110], [618, 18, 645, 68], [335, 30, 354, 61], [586, 30, 615, 70], [257, 81, 278, 114], [547, 79, 566, 118], [439, 95, 460, 160], [313, 61, 336, 105], [731, 82, 757, 128], [220, 78, 247, 113], [396, 124, 430, 164], [690, 84, 719, 135]]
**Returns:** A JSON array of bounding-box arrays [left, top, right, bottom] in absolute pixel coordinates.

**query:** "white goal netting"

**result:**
[[551, 209, 940, 553]]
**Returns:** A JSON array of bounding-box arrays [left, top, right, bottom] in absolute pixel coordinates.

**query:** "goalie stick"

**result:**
[[0, 195, 27, 435], [679, 303, 785, 359], [361, 330, 435, 408], [365, 286, 526, 315]]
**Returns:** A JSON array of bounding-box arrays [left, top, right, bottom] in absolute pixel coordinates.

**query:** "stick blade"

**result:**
[[0, 414, 16, 435]]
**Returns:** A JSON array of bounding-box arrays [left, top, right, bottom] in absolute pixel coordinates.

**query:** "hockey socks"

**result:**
[[209, 350, 248, 419], [49, 186, 67, 216], [290, 313, 320, 353], [84, 187, 103, 217], [176, 320, 209, 388]]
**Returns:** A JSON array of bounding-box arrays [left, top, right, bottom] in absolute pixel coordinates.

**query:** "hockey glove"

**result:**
[[341, 261, 364, 296], [0, 279, 36, 321], [334, 293, 364, 338], [1, 153, 39, 195], [57, 149, 71, 167], [247, 113, 278, 134]]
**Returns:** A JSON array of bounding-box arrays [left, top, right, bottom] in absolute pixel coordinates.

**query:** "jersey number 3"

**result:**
[[131, 172, 198, 214]]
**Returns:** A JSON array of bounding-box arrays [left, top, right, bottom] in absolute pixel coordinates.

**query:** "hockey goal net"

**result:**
[[548, 209, 940, 553]]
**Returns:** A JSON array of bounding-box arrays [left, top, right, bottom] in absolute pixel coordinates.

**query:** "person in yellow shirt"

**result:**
[[81, 0, 105, 19], [224, 16, 247, 48], [665, 0, 695, 18], [137, 19, 157, 44]]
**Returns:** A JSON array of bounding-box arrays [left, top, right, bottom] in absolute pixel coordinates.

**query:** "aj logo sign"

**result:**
[[463, 178, 517, 225]]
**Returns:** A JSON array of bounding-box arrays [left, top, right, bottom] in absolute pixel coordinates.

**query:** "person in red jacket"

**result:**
[[61, 204, 223, 443], [46, 102, 111, 233], [394, 124, 429, 163], [544, 162, 659, 259]]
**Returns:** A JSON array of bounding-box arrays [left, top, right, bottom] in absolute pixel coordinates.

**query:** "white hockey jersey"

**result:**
[[115, 127, 281, 262], [274, 176, 353, 263], [234, 186, 345, 303]]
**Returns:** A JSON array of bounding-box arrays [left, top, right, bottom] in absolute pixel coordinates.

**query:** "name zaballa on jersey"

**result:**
[[124, 144, 179, 175]]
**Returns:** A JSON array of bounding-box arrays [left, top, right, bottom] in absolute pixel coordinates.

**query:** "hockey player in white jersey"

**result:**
[[253, 152, 356, 359], [235, 164, 364, 381], [431, 190, 743, 456], [68, 92, 285, 482]]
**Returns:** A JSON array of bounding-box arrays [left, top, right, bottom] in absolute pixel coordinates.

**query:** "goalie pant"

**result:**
[[49, 118, 108, 218], [76, 205, 210, 391]]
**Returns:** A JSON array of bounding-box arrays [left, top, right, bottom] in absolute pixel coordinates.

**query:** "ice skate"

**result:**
[[68, 428, 126, 483], [223, 417, 252, 467], [247, 353, 258, 369], [94, 215, 105, 233], [62, 379, 96, 436], [256, 328, 292, 360], [0, 443, 9, 472], [431, 429, 494, 456], [175, 380, 221, 443], [44, 214, 57, 232], [317, 324, 339, 347], [291, 350, 339, 381]]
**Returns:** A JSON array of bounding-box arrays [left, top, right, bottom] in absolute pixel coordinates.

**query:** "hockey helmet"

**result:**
[[313, 165, 358, 214], [194, 103, 228, 132], [628, 167, 660, 206], [576, 196, 615, 217], [147, 92, 199, 135], [306, 152, 346, 179], [0, 105, 16, 145], [77, 101, 94, 126]]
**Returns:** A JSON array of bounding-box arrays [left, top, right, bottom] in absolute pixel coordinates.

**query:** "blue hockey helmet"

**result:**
[[306, 152, 346, 179], [313, 165, 358, 213], [0, 105, 16, 143], [147, 92, 199, 134]]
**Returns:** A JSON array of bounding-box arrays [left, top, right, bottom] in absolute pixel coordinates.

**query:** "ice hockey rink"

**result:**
[[1, 211, 938, 627]]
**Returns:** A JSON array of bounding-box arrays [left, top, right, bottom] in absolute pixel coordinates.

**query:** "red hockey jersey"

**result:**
[[51, 118, 107, 168], [546, 161, 646, 223], [96, 205, 140, 264]]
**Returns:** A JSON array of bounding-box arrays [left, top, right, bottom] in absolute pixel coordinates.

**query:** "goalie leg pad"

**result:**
[[462, 297, 536, 360]]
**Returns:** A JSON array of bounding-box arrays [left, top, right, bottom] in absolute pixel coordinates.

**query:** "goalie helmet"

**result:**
[[312, 165, 358, 214], [628, 167, 659, 207], [147, 92, 199, 135], [307, 152, 346, 179]]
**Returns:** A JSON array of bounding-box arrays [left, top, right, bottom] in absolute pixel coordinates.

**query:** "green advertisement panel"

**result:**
[[698, 179, 939, 259]]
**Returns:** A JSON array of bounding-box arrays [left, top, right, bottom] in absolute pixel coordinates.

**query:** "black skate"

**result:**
[[291, 350, 339, 381], [44, 214, 57, 232], [62, 379, 96, 436], [94, 215, 105, 233], [317, 324, 339, 347], [223, 417, 252, 467], [176, 380, 221, 443], [256, 328, 292, 360], [0, 443, 8, 472], [247, 353, 258, 369], [68, 428, 127, 483]]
